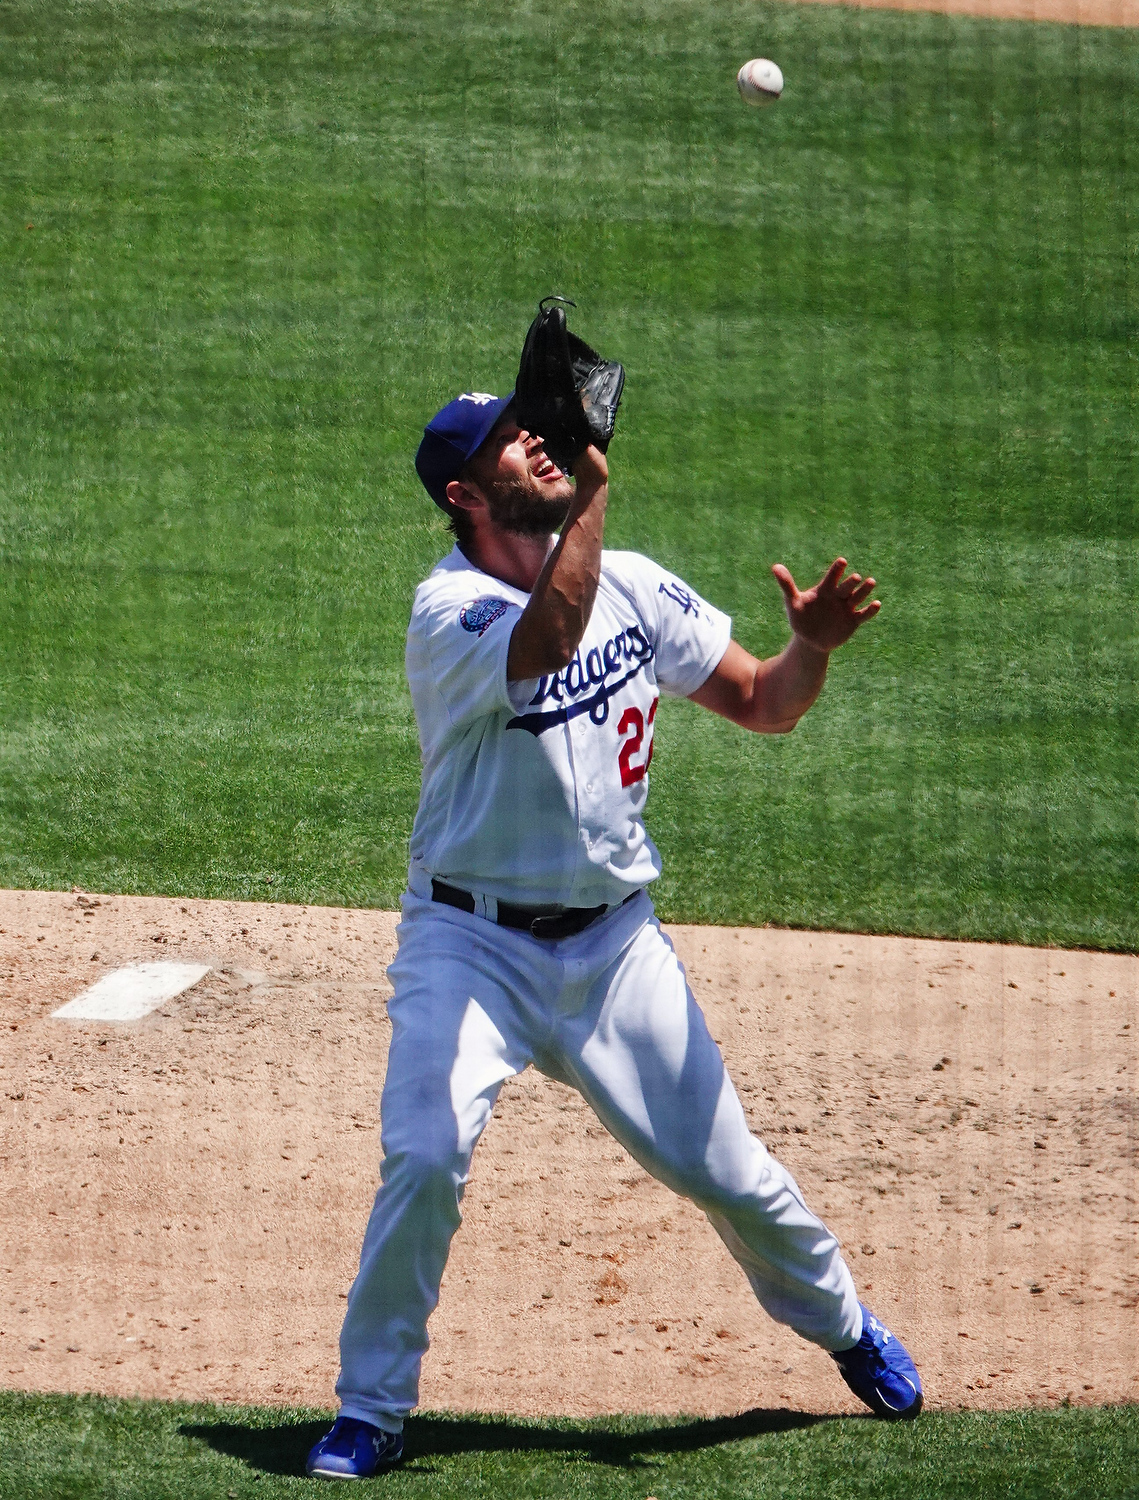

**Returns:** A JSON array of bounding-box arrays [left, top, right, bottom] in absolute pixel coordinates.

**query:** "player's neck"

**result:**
[[459, 525, 556, 595]]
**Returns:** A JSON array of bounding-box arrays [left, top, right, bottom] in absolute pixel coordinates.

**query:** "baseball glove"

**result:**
[[514, 296, 625, 474]]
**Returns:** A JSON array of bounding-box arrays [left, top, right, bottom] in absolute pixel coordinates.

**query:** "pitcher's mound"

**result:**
[[2, 888, 1135, 1415]]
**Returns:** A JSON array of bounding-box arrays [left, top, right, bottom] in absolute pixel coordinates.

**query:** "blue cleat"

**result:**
[[832, 1304, 923, 1420], [305, 1416, 404, 1479]]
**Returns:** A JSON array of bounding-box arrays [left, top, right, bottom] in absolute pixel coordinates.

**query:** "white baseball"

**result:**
[[737, 58, 783, 107]]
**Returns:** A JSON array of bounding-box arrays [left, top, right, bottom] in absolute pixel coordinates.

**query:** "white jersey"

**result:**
[[404, 545, 732, 908]]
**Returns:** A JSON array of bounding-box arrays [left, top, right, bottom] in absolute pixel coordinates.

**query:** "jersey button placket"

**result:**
[[579, 719, 607, 855], [564, 720, 590, 880]]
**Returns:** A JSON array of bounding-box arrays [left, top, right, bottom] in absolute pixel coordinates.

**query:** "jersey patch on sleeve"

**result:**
[[459, 596, 511, 636], [658, 579, 704, 618]]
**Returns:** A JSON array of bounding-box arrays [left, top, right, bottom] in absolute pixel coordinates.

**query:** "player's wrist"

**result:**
[[569, 444, 608, 486], [789, 630, 831, 661]]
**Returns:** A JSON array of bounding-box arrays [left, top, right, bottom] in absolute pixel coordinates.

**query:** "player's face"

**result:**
[[468, 416, 575, 538]]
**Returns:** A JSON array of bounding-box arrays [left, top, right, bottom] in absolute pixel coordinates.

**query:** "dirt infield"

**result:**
[[806, 0, 1138, 27], [2, 887, 1136, 1419]]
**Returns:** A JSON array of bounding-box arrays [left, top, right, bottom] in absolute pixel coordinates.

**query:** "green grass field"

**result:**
[[2, 1393, 1138, 1499], [2, 0, 1137, 946]]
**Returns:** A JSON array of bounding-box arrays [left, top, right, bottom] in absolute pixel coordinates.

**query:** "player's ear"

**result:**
[[445, 477, 486, 514]]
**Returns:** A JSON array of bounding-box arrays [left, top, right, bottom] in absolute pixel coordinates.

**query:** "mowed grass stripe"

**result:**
[[1, 1392, 1138, 1499], [0, 1, 1136, 945]]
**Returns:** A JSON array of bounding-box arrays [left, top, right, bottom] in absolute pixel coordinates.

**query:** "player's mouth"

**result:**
[[530, 454, 564, 483]]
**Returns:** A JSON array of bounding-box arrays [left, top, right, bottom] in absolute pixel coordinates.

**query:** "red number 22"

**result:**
[[617, 697, 659, 788]]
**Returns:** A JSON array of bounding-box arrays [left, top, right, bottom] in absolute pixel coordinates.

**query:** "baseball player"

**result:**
[[306, 336, 922, 1478]]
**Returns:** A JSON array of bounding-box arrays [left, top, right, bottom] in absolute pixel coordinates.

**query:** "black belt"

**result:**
[[431, 879, 631, 940]]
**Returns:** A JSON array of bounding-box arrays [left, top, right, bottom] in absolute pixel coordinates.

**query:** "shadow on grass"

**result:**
[[181, 1407, 835, 1477]]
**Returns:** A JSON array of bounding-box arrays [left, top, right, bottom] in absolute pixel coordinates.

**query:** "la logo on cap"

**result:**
[[459, 392, 497, 405]]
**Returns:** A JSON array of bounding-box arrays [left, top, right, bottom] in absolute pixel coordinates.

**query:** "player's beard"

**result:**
[[484, 473, 574, 538]]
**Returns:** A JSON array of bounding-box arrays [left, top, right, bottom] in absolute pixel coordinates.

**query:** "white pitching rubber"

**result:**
[[53, 962, 211, 1022]]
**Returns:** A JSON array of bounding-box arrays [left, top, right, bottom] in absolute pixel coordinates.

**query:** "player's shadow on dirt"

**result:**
[[181, 1407, 834, 1476]]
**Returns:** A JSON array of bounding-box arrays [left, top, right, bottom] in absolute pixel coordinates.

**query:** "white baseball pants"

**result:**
[[335, 890, 861, 1431]]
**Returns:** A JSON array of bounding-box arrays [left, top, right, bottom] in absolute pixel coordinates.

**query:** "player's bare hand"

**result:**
[[771, 558, 880, 654]]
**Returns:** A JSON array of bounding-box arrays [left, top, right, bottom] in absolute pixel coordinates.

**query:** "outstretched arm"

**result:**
[[507, 446, 609, 681], [689, 558, 880, 733]]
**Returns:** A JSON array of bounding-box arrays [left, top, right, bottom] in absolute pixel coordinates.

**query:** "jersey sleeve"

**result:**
[[606, 552, 732, 698], [411, 584, 524, 728]]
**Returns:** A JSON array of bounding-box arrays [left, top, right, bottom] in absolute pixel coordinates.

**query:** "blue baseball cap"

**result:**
[[415, 390, 515, 509]]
